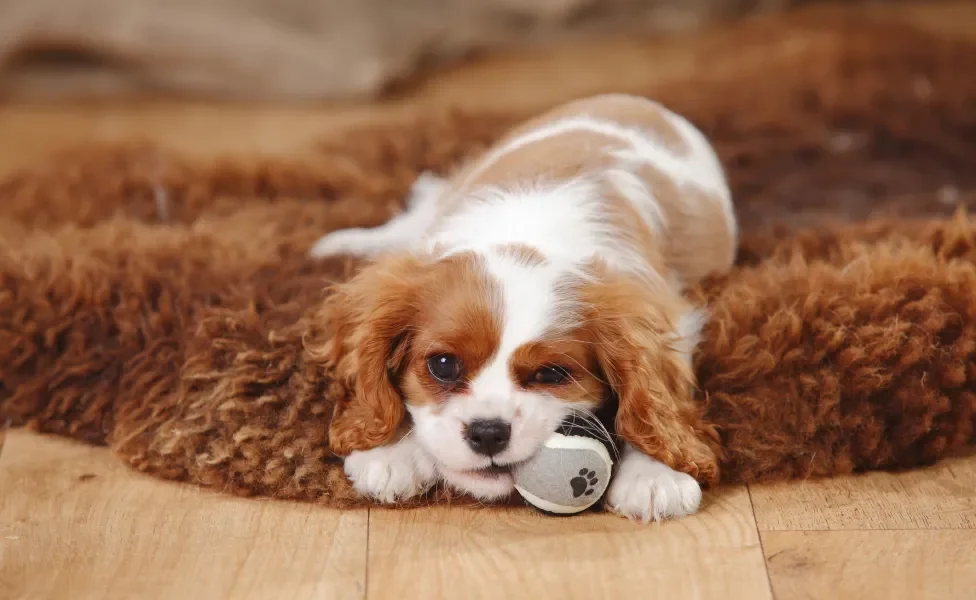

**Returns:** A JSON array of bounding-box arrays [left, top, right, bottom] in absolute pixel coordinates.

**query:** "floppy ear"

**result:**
[[582, 268, 721, 484], [307, 254, 427, 456]]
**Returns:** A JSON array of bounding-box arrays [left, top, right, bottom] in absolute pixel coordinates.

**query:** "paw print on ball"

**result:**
[[570, 468, 600, 498]]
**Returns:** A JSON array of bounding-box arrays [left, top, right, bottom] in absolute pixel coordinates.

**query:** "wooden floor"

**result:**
[[2, 3, 976, 599], [2, 430, 974, 600]]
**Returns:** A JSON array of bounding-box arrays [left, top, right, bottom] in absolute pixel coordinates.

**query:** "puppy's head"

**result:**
[[317, 249, 710, 500]]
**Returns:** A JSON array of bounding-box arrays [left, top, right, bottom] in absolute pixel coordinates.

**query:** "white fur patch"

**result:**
[[673, 308, 708, 365], [408, 376, 581, 478], [308, 171, 446, 258], [606, 444, 703, 523], [439, 468, 516, 501]]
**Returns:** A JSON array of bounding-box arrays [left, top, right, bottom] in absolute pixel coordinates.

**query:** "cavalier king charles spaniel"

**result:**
[[308, 94, 736, 523]]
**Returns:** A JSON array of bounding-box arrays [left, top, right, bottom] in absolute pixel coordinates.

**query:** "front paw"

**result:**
[[606, 448, 702, 523], [343, 442, 438, 504], [406, 171, 449, 208], [308, 228, 370, 258]]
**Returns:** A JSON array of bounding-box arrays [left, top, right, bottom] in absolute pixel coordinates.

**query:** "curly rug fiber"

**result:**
[[2, 13, 976, 508]]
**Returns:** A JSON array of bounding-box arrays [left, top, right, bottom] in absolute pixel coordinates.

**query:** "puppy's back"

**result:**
[[438, 94, 737, 285]]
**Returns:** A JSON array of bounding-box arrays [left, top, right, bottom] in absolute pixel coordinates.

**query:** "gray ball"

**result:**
[[512, 433, 614, 515]]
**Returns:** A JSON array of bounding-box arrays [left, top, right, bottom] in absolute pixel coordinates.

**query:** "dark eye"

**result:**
[[427, 354, 464, 383], [530, 365, 572, 386]]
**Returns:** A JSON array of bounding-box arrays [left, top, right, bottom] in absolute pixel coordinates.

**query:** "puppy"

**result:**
[[308, 94, 736, 522]]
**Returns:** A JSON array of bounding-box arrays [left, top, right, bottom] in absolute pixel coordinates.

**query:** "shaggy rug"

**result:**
[[2, 14, 976, 508]]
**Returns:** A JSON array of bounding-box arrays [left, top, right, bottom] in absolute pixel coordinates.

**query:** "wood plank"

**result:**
[[0, 102, 416, 177], [750, 453, 976, 531], [0, 430, 368, 600], [762, 530, 976, 600], [365, 486, 772, 600]]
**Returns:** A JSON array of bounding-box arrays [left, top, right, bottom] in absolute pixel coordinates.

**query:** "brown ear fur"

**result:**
[[581, 265, 722, 484], [306, 254, 428, 456]]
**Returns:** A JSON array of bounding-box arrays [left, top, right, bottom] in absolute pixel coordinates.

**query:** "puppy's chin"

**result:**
[[440, 467, 515, 501]]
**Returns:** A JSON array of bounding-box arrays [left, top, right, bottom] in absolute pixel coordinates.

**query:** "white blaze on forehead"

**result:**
[[467, 249, 579, 411]]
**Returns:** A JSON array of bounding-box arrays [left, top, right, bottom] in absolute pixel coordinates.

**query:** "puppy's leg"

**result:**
[[343, 431, 439, 503], [606, 443, 702, 523], [309, 171, 448, 258]]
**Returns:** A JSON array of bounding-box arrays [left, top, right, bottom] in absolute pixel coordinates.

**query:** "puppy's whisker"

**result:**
[[552, 351, 605, 388], [569, 408, 619, 460], [568, 422, 612, 445], [574, 408, 614, 441]]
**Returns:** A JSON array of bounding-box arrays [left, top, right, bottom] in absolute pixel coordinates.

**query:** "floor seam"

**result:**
[[364, 507, 372, 600], [748, 485, 778, 600], [757, 527, 975, 533]]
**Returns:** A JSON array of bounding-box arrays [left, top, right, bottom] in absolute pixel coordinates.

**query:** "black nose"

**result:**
[[465, 419, 511, 456]]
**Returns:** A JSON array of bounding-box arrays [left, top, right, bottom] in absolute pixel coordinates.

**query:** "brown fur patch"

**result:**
[[524, 94, 690, 155], [509, 339, 605, 405], [495, 243, 548, 267], [631, 163, 737, 284], [400, 253, 503, 406], [438, 128, 626, 214], [600, 181, 670, 277], [443, 95, 688, 204], [312, 253, 429, 455]]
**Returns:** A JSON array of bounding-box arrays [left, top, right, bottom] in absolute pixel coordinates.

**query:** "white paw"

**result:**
[[343, 438, 438, 504], [606, 446, 702, 523], [407, 171, 449, 208], [308, 228, 375, 258], [309, 172, 447, 260]]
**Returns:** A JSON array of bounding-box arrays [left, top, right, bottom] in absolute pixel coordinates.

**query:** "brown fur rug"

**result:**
[[2, 14, 976, 508]]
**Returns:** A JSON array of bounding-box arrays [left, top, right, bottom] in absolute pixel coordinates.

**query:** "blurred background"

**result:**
[[0, 0, 970, 175], [0, 0, 894, 103]]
